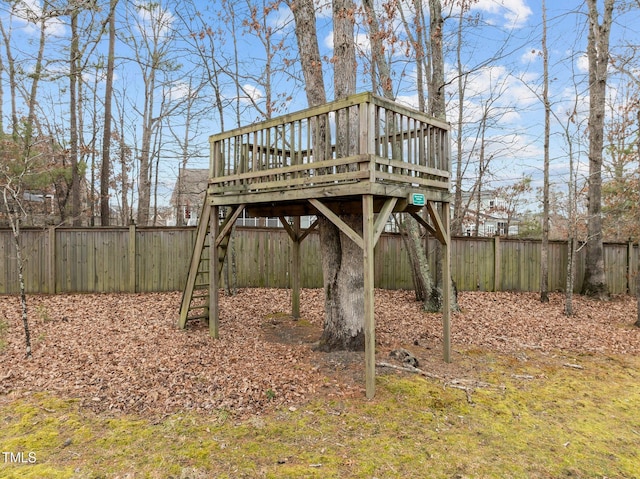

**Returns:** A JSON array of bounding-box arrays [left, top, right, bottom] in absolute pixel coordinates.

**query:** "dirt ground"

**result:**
[[1, 289, 638, 418]]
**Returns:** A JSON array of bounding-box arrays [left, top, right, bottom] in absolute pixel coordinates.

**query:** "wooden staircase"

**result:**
[[178, 202, 245, 331]]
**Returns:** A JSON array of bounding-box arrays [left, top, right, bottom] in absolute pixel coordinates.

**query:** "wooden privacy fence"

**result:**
[[0, 226, 638, 295]]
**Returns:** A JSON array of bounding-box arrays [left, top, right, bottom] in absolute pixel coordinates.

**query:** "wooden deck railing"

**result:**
[[208, 92, 451, 197]]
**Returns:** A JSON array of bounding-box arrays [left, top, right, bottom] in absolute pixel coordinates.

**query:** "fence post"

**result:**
[[129, 223, 136, 293], [47, 227, 56, 294], [494, 236, 501, 292]]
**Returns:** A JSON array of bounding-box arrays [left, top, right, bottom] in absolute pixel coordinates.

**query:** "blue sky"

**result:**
[[1, 0, 639, 214]]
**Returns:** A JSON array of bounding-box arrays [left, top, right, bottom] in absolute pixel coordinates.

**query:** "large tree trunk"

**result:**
[[137, 85, 154, 226], [317, 215, 365, 350], [290, 0, 364, 351], [582, 0, 613, 299], [316, 0, 364, 351]]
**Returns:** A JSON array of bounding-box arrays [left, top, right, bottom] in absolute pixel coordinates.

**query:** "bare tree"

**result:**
[[0, 41, 3, 136], [366, 0, 437, 308], [69, 5, 82, 225], [1, 180, 32, 358], [0, 139, 49, 358], [600, 82, 640, 242], [452, 7, 467, 236], [100, 0, 118, 226], [116, 107, 133, 225], [582, 0, 614, 299], [540, 0, 550, 303], [556, 73, 588, 316], [125, 2, 179, 225], [450, 4, 514, 238], [492, 176, 532, 237]]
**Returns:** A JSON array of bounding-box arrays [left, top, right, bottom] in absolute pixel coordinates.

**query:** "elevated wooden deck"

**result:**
[[181, 92, 452, 400], [207, 92, 450, 215]]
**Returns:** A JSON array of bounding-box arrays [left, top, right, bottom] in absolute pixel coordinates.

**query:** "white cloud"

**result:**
[[470, 0, 533, 29], [323, 31, 333, 50], [167, 82, 191, 102], [445, 65, 539, 129], [521, 48, 541, 64], [395, 94, 420, 111], [355, 32, 370, 54], [219, 84, 264, 109], [324, 31, 371, 54], [576, 54, 589, 73], [135, 2, 175, 40], [554, 86, 589, 126], [240, 84, 264, 104], [9, 0, 66, 37], [268, 4, 294, 32]]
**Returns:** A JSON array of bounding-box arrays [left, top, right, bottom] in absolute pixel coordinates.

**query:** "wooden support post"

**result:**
[[279, 215, 302, 319], [363, 194, 376, 398], [210, 205, 220, 338], [442, 201, 451, 363], [291, 216, 301, 319], [280, 216, 318, 319], [128, 222, 136, 293], [47, 227, 56, 294]]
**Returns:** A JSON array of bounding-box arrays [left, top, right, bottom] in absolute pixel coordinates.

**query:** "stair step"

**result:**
[[188, 304, 208, 312], [180, 200, 237, 331]]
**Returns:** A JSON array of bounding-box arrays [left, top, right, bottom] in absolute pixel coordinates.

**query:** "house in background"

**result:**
[[169, 167, 315, 228], [459, 190, 521, 237], [170, 168, 209, 226]]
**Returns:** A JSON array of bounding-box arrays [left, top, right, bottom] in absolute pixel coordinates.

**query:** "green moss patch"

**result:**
[[1, 350, 639, 478]]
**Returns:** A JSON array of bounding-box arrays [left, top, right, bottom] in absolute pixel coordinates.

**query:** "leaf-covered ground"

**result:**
[[1, 289, 639, 418]]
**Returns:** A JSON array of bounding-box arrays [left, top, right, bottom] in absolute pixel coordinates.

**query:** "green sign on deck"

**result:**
[[410, 193, 425, 206]]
